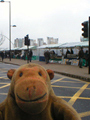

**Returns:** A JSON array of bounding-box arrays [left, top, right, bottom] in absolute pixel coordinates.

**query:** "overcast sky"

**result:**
[[0, 0, 90, 48]]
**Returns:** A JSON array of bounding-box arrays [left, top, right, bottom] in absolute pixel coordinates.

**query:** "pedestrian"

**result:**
[[84, 50, 89, 67], [78, 47, 84, 68], [44, 50, 50, 64], [1, 51, 4, 62], [29, 49, 33, 62], [71, 48, 73, 54], [65, 49, 70, 58]]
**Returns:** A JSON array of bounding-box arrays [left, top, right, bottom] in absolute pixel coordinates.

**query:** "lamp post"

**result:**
[[0, 0, 12, 61]]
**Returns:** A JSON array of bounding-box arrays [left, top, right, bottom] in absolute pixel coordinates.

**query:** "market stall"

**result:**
[[37, 41, 89, 66]]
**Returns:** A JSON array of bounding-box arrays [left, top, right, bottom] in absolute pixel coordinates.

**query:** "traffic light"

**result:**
[[81, 21, 88, 38], [24, 35, 30, 46], [25, 36, 28, 45]]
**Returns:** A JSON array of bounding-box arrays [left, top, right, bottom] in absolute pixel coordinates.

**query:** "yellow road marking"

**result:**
[[51, 77, 66, 84], [86, 88, 90, 90], [59, 80, 85, 83], [0, 84, 10, 89], [68, 83, 89, 106], [0, 83, 10, 84], [55, 73, 87, 82], [79, 111, 90, 117], [52, 85, 81, 89], [0, 71, 7, 72], [0, 77, 8, 79], [52, 84, 90, 91], [0, 93, 7, 95], [3, 78, 8, 79], [57, 96, 90, 100], [78, 97, 90, 100], [58, 96, 71, 99]]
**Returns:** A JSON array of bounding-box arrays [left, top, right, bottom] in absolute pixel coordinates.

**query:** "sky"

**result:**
[[0, 0, 90, 48]]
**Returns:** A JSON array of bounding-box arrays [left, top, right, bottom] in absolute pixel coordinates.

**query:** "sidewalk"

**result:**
[[1, 58, 90, 82]]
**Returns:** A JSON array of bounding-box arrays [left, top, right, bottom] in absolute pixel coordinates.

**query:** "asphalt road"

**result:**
[[0, 63, 90, 120]]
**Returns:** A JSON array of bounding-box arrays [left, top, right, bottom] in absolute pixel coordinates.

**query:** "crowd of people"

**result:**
[[44, 48, 89, 68], [0, 48, 89, 68], [0, 49, 33, 62]]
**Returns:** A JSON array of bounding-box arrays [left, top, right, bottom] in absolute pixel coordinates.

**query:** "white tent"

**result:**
[[59, 42, 80, 48], [19, 46, 36, 50], [38, 41, 89, 49], [38, 43, 62, 49], [75, 41, 88, 47]]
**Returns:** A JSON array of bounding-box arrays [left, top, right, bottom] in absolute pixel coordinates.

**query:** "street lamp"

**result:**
[[0, 0, 12, 61]]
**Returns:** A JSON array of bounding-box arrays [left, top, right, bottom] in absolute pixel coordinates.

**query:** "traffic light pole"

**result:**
[[24, 34, 30, 63], [27, 45, 29, 63], [89, 17, 90, 74]]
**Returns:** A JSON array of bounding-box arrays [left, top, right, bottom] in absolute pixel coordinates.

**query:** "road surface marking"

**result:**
[[79, 111, 90, 118], [51, 77, 66, 84], [0, 84, 10, 89], [68, 83, 89, 106]]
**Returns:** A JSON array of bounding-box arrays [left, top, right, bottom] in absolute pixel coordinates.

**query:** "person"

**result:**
[[66, 49, 70, 58], [84, 50, 89, 67], [29, 49, 33, 62], [71, 48, 73, 54], [24, 51, 26, 60], [78, 47, 84, 68], [1, 51, 4, 61], [44, 50, 50, 64]]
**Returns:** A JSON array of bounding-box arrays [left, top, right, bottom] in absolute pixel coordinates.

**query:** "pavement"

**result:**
[[0, 58, 90, 82]]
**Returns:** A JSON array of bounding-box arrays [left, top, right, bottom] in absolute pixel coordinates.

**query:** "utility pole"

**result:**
[[88, 17, 90, 74]]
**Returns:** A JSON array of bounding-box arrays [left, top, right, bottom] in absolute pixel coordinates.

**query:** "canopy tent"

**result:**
[[11, 47, 21, 51], [75, 41, 88, 47], [18, 46, 37, 50], [0, 48, 9, 51], [38, 43, 62, 49], [59, 42, 81, 48], [37, 41, 89, 49]]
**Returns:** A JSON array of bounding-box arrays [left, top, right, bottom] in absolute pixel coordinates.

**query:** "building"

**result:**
[[30, 39, 37, 46], [37, 38, 44, 46], [14, 38, 24, 48], [14, 38, 37, 48], [47, 37, 58, 44]]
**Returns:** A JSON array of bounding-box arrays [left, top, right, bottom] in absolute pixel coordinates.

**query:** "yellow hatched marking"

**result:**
[[0, 84, 10, 89], [52, 84, 90, 90], [55, 73, 87, 82], [79, 111, 90, 118], [51, 77, 66, 84], [0, 83, 10, 84], [59, 80, 84, 83], [52, 85, 80, 89], [68, 83, 89, 106], [0, 77, 8, 79], [58, 96, 71, 99], [86, 88, 90, 90], [0, 93, 7, 95], [57, 96, 90, 100], [3, 78, 8, 80], [0, 70, 7, 72], [78, 97, 90, 100], [0, 77, 4, 78]]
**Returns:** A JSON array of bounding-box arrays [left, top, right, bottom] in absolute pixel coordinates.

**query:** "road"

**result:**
[[0, 63, 90, 120]]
